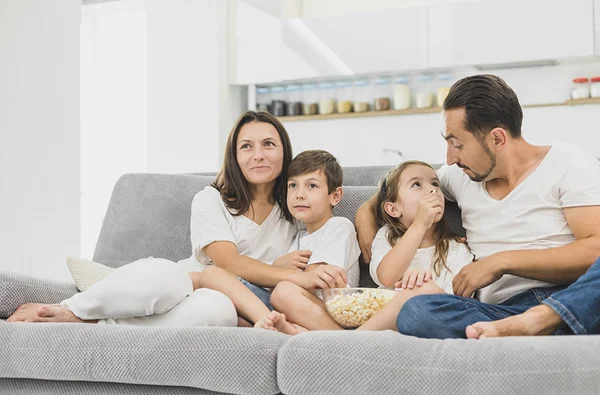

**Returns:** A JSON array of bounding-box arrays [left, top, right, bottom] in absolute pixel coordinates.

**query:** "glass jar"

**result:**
[[256, 87, 272, 113], [571, 78, 590, 100], [285, 85, 303, 116], [318, 82, 336, 115], [416, 75, 434, 109], [392, 76, 411, 110], [270, 86, 287, 116], [336, 81, 353, 113], [373, 78, 391, 111], [436, 73, 453, 108], [302, 83, 319, 115], [590, 76, 600, 98], [353, 79, 370, 112]]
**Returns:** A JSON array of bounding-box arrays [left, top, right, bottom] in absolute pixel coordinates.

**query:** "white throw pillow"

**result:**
[[66, 256, 115, 292]]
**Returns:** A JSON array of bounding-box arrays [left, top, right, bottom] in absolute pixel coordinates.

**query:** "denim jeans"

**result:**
[[396, 257, 600, 339], [239, 278, 275, 311]]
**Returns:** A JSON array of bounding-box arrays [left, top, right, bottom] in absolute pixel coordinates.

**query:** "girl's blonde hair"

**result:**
[[373, 160, 462, 277]]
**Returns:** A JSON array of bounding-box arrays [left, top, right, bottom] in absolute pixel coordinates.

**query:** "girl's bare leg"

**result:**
[[270, 281, 343, 331], [189, 266, 270, 325], [357, 281, 445, 331]]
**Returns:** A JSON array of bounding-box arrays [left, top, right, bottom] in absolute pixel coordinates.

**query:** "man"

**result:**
[[356, 74, 600, 339]]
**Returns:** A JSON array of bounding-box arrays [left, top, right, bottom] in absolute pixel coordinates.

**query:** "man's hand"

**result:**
[[395, 268, 432, 290], [292, 265, 347, 290], [273, 250, 312, 271], [452, 253, 505, 297], [355, 197, 378, 264]]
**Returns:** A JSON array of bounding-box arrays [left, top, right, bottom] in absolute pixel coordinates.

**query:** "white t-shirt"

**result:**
[[288, 216, 361, 288], [370, 226, 473, 294], [437, 143, 600, 304], [177, 186, 299, 273]]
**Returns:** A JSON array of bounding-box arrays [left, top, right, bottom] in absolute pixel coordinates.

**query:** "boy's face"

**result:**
[[287, 170, 341, 227]]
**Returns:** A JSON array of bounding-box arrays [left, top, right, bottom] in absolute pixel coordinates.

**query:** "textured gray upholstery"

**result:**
[[278, 330, 600, 395], [0, 270, 78, 318], [0, 321, 286, 394]]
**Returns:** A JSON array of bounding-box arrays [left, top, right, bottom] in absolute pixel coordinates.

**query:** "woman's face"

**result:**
[[236, 121, 284, 187]]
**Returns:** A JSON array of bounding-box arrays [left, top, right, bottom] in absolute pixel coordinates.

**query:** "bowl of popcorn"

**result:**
[[322, 288, 399, 329]]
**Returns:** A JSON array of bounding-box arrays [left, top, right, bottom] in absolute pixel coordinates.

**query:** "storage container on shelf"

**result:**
[[353, 79, 370, 112], [318, 82, 336, 115], [336, 81, 353, 113], [373, 78, 391, 111], [436, 73, 453, 108], [256, 87, 272, 113], [285, 85, 303, 116], [590, 76, 600, 99], [571, 78, 590, 100], [416, 75, 434, 109], [270, 86, 287, 116], [302, 83, 319, 115], [392, 76, 411, 110]]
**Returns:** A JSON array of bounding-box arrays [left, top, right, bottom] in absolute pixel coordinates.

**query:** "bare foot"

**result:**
[[7, 303, 47, 322], [466, 305, 564, 339], [254, 311, 279, 331], [36, 305, 84, 323], [271, 312, 309, 336]]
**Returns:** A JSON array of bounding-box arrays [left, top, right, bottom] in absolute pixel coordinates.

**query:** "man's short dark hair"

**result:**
[[444, 74, 523, 139], [288, 150, 342, 194]]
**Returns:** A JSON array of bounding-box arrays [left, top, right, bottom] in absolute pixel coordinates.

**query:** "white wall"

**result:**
[[284, 61, 600, 167], [0, 0, 81, 281]]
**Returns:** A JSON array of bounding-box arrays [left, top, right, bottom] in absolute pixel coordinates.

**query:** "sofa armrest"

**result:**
[[0, 270, 78, 318]]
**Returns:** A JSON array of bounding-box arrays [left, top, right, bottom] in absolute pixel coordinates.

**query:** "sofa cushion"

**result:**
[[277, 330, 600, 395], [0, 322, 287, 394], [66, 257, 115, 292]]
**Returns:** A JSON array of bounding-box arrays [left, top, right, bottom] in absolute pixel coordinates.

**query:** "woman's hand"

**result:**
[[395, 268, 433, 290], [273, 250, 312, 271]]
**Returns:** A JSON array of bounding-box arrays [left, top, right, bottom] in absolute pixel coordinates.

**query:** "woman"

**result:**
[[8, 111, 341, 327]]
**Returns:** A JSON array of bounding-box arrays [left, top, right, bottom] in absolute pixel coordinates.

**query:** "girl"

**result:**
[[259, 160, 473, 334]]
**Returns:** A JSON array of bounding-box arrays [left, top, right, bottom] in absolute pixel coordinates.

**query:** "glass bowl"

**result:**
[[321, 287, 399, 329]]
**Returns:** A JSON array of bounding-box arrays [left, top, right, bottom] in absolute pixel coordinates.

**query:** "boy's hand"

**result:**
[[293, 265, 347, 290], [273, 250, 312, 271], [395, 268, 432, 290]]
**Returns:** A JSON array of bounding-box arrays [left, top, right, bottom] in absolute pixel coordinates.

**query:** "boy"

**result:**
[[193, 150, 360, 328]]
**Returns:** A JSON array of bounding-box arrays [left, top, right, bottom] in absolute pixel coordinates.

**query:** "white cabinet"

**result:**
[[595, 0, 600, 54], [429, 0, 595, 68]]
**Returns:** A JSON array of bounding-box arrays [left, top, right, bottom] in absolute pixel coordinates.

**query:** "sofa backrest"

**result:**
[[93, 169, 465, 287]]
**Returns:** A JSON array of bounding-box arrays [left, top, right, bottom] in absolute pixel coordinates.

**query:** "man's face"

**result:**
[[442, 108, 496, 182]]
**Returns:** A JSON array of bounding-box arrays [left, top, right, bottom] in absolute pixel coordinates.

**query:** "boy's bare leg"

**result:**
[[189, 266, 270, 325], [357, 281, 444, 331], [270, 281, 343, 331]]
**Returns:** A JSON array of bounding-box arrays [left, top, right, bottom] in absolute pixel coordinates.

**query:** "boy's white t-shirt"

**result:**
[[177, 186, 299, 273], [437, 143, 600, 304], [370, 225, 473, 294], [288, 216, 360, 288]]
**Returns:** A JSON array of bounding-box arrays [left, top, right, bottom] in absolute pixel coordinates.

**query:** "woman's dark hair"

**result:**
[[212, 111, 293, 222], [444, 74, 523, 140]]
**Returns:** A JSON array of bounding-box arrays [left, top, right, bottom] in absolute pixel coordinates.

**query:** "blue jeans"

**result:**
[[239, 278, 275, 311], [396, 257, 600, 338]]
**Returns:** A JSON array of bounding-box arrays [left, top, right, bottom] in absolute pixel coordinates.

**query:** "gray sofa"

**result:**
[[1, 168, 599, 395]]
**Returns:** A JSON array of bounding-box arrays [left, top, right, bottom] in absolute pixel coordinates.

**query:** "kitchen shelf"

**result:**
[[277, 97, 600, 122]]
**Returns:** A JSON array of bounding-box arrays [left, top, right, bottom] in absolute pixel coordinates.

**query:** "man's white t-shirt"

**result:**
[[177, 186, 299, 273], [288, 216, 360, 288], [370, 226, 473, 294], [437, 143, 600, 304]]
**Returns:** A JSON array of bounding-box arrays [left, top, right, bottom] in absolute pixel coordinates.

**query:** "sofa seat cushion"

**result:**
[[0, 322, 288, 394], [277, 330, 600, 395]]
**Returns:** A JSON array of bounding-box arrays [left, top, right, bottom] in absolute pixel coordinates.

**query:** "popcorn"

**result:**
[[324, 289, 397, 328]]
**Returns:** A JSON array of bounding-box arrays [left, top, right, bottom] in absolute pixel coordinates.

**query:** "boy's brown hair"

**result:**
[[287, 150, 343, 194]]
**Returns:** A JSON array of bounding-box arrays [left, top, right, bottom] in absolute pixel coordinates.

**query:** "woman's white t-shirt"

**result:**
[[287, 216, 361, 288], [369, 225, 473, 294], [178, 186, 299, 273]]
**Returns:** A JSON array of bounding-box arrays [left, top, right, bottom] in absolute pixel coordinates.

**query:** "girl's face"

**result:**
[[391, 164, 444, 227], [236, 121, 284, 187]]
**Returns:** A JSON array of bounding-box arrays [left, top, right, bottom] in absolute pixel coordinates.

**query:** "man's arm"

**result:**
[[355, 194, 378, 264]]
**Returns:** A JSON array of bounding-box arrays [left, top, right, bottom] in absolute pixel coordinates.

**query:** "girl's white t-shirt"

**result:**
[[177, 186, 299, 273], [287, 216, 361, 288], [370, 225, 473, 294]]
